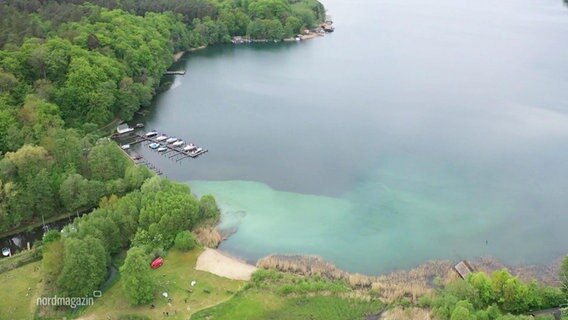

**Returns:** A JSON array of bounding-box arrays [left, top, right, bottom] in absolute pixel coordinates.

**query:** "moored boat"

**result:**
[[183, 144, 197, 151], [1, 247, 11, 257], [172, 140, 184, 147], [149, 143, 160, 149], [145, 130, 158, 137], [157, 146, 167, 152], [156, 135, 168, 141], [166, 137, 178, 144]]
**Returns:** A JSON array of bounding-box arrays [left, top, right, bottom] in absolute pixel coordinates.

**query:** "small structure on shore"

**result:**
[[116, 123, 134, 134], [453, 260, 474, 279], [232, 36, 252, 44], [321, 14, 335, 32]]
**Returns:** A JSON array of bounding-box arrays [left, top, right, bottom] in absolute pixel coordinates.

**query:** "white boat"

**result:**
[[149, 143, 160, 149], [196, 147, 203, 153], [121, 144, 130, 150], [184, 144, 197, 151], [1, 247, 11, 257], [166, 137, 178, 144], [156, 135, 168, 141], [157, 147, 167, 152], [172, 140, 184, 147], [145, 131, 158, 137]]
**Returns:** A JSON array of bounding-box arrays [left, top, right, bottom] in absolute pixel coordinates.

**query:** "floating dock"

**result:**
[[164, 70, 186, 75], [113, 129, 208, 163]]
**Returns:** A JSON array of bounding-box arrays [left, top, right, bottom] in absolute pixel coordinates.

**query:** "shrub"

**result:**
[[174, 231, 197, 251], [42, 229, 61, 245]]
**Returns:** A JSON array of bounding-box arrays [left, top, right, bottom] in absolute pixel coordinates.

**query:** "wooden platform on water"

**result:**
[[164, 70, 186, 75], [114, 130, 208, 163]]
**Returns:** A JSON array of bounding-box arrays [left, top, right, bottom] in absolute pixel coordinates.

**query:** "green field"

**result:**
[[192, 269, 384, 320], [192, 291, 383, 320], [0, 261, 42, 320], [0, 249, 383, 320], [79, 249, 244, 319]]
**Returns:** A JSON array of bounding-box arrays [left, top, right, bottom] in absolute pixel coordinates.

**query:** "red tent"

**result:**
[[151, 257, 164, 269]]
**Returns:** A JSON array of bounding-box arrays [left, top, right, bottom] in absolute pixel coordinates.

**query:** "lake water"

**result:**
[[133, 0, 568, 274]]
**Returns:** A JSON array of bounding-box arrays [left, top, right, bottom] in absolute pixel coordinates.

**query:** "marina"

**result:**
[[112, 125, 209, 163]]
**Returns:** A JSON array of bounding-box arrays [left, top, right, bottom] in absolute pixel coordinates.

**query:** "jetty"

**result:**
[[165, 70, 186, 75], [112, 126, 208, 163]]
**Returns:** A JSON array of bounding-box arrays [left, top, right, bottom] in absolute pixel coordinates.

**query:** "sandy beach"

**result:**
[[196, 248, 257, 281]]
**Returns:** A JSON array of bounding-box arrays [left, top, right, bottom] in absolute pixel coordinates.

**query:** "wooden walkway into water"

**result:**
[[114, 130, 208, 162], [164, 70, 186, 75]]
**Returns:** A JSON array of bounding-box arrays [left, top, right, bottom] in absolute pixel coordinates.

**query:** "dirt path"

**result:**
[[195, 249, 257, 281]]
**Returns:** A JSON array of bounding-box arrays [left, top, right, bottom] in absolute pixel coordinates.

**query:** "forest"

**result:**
[[0, 0, 325, 313], [0, 0, 325, 233]]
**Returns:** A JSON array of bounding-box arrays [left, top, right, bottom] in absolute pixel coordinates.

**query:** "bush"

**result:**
[[174, 231, 197, 251], [42, 229, 61, 245]]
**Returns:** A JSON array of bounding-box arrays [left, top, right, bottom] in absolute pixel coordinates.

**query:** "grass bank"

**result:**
[[192, 268, 384, 320], [0, 261, 42, 319], [78, 249, 244, 319]]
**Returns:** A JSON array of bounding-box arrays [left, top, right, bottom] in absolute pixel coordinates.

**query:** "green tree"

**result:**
[[3, 144, 51, 179], [174, 231, 197, 251], [88, 141, 129, 181], [561, 255, 568, 294], [60, 173, 91, 211], [451, 302, 476, 320], [42, 239, 64, 285], [199, 194, 220, 220], [57, 236, 107, 297], [121, 246, 155, 305], [468, 271, 495, 307], [284, 16, 302, 37], [78, 213, 122, 254], [124, 165, 152, 190], [0, 179, 16, 231]]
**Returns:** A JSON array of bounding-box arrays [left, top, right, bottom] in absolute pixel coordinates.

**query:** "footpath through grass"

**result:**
[[0, 261, 42, 319], [79, 249, 244, 319]]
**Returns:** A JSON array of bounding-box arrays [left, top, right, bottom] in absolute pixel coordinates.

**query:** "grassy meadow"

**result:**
[[0, 261, 42, 319], [79, 249, 244, 319], [192, 269, 384, 320]]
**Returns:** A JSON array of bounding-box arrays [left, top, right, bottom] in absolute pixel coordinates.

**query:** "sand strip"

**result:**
[[195, 248, 257, 281]]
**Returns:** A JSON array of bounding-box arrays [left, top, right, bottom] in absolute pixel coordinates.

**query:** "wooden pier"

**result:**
[[113, 130, 208, 162], [164, 70, 186, 75], [129, 150, 163, 175]]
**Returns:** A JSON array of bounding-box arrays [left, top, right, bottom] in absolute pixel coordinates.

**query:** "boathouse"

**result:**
[[116, 123, 134, 134]]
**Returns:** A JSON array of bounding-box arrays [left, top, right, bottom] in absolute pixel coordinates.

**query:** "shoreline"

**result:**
[[172, 45, 208, 63], [196, 238, 563, 303], [196, 248, 257, 281], [208, 224, 563, 284]]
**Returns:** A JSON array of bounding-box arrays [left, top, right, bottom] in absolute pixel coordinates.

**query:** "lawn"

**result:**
[[192, 269, 384, 320], [0, 261, 42, 319], [78, 248, 244, 319], [192, 290, 384, 320]]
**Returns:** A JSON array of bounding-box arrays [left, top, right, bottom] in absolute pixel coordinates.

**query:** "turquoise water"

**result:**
[[135, 0, 568, 274]]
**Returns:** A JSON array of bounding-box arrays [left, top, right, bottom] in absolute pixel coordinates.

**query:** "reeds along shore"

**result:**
[[256, 255, 564, 303]]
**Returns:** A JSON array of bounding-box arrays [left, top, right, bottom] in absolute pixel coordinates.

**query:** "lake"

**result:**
[[133, 0, 568, 274]]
